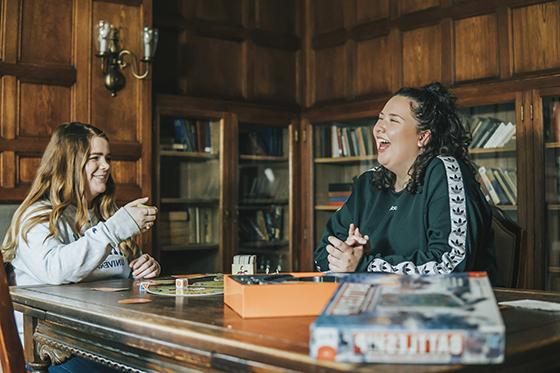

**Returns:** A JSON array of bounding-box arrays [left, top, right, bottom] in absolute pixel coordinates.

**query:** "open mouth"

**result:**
[[92, 174, 107, 181], [377, 139, 390, 152]]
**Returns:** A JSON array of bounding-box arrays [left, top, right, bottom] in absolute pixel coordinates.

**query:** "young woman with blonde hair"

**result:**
[[2, 122, 160, 372]]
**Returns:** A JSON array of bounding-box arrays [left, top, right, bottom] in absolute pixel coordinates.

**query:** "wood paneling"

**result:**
[[398, 0, 440, 15], [92, 1, 141, 142], [315, 44, 347, 102], [153, 28, 181, 94], [19, 82, 71, 137], [454, 14, 499, 82], [189, 0, 243, 26], [313, 0, 347, 35], [356, 36, 391, 96], [18, 156, 41, 184], [402, 24, 442, 87], [356, 0, 389, 24], [20, 0, 73, 65], [256, 0, 298, 35], [186, 36, 244, 98], [254, 47, 296, 102], [111, 160, 138, 184], [0, 0, 3, 60], [512, 2, 560, 74]]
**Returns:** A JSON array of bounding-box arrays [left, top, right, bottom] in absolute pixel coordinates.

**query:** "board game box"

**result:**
[[224, 272, 341, 318], [310, 272, 504, 364]]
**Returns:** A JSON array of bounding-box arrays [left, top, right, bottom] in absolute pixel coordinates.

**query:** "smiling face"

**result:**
[[373, 95, 431, 186], [84, 136, 111, 204]]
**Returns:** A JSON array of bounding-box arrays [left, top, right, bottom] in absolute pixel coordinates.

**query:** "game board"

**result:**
[[146, 274, 224, 297]]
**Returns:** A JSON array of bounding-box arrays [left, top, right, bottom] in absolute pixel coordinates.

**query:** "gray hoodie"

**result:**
[[11, 202, 141, 286]]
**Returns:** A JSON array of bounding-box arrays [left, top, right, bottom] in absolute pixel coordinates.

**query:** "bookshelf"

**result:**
[[458, 102, 518, 221], [312, 118, 378, 247], [155, 112, 224, 274], [236, 122, 292, 273], [541, 93, 560, 291]]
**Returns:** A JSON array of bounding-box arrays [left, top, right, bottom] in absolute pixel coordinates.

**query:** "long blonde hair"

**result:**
[[1, 122, 139, 262]]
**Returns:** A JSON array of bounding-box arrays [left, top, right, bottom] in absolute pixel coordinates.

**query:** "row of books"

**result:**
[[468, 117, 516, 149], [327, 182, 353, 206], [478, 166, 517, 205], [158, 208, 214, 245], [161, 118, 215, 153], [239, 207, 284, 242], [239, 128, 284, 156], [317, 124, 376, 158]]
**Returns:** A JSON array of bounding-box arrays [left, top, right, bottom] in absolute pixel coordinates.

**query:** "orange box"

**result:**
[[224, 272, 339, 318]]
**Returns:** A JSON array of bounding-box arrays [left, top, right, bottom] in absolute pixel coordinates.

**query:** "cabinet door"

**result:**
[[235, 121, 293, 273], [156, 114, 224, 274], [457, 97, 520, 221], [534, 88, 560, 291], [312, 118, 378, 251]]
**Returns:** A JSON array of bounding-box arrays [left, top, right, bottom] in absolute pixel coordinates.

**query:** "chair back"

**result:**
[[491, 205, 522, 288], [0, 254, 25, 373]]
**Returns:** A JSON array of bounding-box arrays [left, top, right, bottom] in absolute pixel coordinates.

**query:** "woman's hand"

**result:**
[[129, 253, 161, 279], [124, 197, 158, 232], [326, 224, 368, 272]]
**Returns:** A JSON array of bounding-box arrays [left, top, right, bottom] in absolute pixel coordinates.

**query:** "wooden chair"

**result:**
[[491, 205, 523, 288], [0, 254, 25, 373]]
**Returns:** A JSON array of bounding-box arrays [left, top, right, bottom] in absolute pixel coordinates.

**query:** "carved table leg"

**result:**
[[23, 315, 50, 373]]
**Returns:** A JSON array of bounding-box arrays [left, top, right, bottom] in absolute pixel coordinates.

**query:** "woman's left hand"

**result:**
[[129, 254, 161, 279]]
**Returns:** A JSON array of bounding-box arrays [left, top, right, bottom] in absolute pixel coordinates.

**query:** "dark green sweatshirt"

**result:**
[[314, 156, 496, 280]]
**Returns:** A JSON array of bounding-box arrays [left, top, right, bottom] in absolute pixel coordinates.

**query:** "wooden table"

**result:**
[[10, 279, 560, 372]]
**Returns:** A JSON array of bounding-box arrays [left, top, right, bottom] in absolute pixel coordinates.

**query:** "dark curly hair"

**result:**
[[372, 82, 475, 193]]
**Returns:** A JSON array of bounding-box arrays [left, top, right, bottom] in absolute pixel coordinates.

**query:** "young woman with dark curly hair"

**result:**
[[314, 82, 496, 281]]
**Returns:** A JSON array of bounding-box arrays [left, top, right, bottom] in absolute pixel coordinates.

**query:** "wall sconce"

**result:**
[[95, 20, 158, 97]]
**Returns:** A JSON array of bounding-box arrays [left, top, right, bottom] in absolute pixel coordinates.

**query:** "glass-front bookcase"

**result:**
[[156, 114, 223, 274], [313, 118, 378, 248], [541, 94, 560, 291], [458, 102, 518, 221], [236, 122, 291, 273]]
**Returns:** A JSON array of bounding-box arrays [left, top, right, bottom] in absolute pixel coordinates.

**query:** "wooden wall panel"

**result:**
[[20, 0, 73, 65], [256, 0, 298, 35], [188, 0, 243, 25], [313, 0, 347, 35], [402, 24, 442, 87], [454, 14, 499, 83], [111, 160, 137, 184], [153, 28, 181, 94], [92, 1, 141, 142], [512, 2, 560, 74], [186, 36, 244, 99], [19, 82, 71, 137], [254, 46, 296, 101], [398, 0, 440, 15], [18, 157, 41, 184], [356, 0, 389, 24], [356, 36, 391, 96], [315, 45, 347, 102], [0, 0, 3, 60]]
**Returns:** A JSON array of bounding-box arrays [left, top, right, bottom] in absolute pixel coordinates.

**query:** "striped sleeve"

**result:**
[[366, 156, 468, 275]]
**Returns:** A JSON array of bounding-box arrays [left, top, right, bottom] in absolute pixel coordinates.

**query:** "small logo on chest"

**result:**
[[389, 205, 398, 211]]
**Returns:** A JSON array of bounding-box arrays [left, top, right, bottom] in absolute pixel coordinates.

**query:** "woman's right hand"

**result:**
[[124, 197, 158, 232]]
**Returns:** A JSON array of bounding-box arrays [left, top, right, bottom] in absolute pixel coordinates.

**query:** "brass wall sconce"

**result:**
[[95, 20, 158, 97]]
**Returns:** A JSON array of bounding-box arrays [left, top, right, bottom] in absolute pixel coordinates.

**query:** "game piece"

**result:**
[[118, 298, 152, 304], [91, 287, 129, 292]]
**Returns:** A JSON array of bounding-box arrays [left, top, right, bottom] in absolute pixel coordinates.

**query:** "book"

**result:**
[[478, 166, 500, 205], [310, 272, 504, 364]]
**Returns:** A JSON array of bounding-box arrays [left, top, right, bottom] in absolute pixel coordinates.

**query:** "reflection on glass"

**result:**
[[237, 124, 290, 272], [543, 96, 560, 291]]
